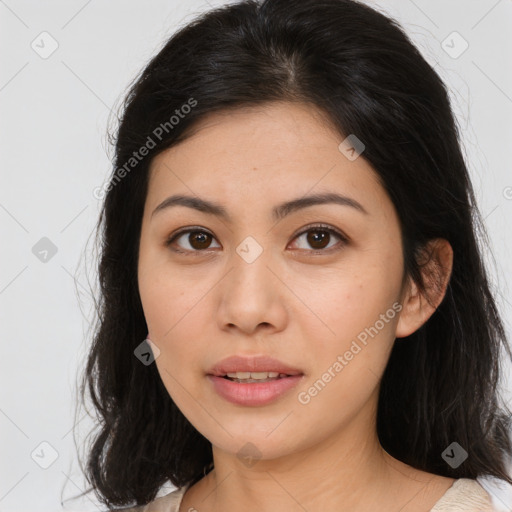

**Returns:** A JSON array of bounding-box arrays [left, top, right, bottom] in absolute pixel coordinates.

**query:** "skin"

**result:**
[[137, 101, 455, 512]]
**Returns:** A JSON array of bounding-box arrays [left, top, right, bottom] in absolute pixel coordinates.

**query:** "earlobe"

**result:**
[[395, 277, 424, 338], [395, 238, 453, 339]]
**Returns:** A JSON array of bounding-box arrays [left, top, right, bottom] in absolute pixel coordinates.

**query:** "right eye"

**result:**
[[165, 228, 221, 254]]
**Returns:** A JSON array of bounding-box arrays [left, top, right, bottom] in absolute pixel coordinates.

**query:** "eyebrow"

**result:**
[[151, 192, 369, 222]]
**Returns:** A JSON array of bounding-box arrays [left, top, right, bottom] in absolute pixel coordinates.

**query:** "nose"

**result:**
[[216, 244, 288, 336]]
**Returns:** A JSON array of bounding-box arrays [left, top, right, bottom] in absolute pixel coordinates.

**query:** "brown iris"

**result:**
[[188, 231, 213, 250], [306, 229, 331, 250]]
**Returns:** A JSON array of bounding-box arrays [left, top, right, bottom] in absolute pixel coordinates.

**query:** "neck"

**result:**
[[183, 410, 426, 511]]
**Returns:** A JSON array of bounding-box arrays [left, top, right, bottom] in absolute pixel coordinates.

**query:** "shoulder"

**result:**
[[115, 485, 189, 512], [429, 478, 497, 511]]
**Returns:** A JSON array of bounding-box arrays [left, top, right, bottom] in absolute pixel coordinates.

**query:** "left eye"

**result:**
[[291, 225, 347, 252], [165, 224, 347, 254]]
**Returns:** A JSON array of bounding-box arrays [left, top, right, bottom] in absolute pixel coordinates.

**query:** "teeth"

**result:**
[[226, 371, 281, 379]]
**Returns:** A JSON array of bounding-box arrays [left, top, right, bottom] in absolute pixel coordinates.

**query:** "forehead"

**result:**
[[152, 101, 341, 169], [146, 101, 388, 219]]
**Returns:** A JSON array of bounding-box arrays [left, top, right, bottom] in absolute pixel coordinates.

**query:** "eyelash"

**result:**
[[164, 223, 348, 256]]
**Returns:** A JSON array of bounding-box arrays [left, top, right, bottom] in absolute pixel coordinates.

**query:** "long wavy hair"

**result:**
[[71, 0, 512, 508]]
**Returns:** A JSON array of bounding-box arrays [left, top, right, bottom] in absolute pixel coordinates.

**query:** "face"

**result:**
[[137, 101, 408, 462]]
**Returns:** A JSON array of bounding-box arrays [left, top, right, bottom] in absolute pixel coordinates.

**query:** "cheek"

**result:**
[[294, 259, 401, 382], [139, 262, 199, 337], [297, 264, 399, 340], [294, 287, 398, 429], [138, 267, 208, 371], [150, 311, 205, 417]]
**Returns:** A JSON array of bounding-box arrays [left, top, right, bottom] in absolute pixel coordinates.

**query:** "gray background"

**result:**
[[1, 0, 511, 510]]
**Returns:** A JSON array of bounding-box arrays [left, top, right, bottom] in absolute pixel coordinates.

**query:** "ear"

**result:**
[[395, 238, 453, 339]]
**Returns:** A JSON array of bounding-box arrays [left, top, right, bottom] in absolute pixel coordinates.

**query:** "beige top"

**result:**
[[123, 477, 498, 511]]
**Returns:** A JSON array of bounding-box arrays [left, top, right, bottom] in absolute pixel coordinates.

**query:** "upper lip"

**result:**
[[207, 355, 304, 376]]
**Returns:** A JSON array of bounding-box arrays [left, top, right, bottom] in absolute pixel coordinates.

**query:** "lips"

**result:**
[[208, 374, 304, 406], [207, 354, 304, 377]]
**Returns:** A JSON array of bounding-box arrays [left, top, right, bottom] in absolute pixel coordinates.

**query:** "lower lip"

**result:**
[[207, 375, 304, 406]]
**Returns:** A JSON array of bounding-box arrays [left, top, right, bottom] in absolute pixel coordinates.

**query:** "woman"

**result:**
[[76, 0, 512, 510]]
